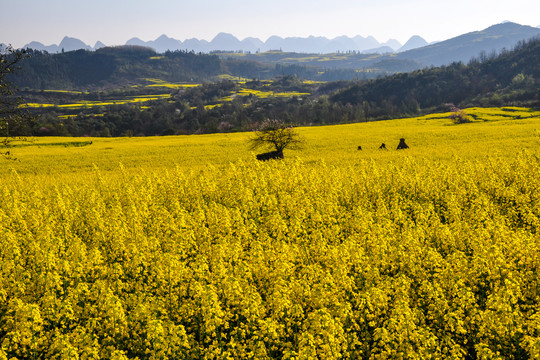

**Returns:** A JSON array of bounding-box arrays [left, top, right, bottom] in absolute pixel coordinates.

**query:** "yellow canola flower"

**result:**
[[21, 94, 172, 109], [236, 88, 310, 98], [0, 107, 539, 359]]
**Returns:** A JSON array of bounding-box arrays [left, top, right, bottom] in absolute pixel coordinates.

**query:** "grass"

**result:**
[[2, 107, 539, 177]]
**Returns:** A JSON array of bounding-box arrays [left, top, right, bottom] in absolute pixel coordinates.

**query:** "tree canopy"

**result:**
[[1, 45, 34, 158], [250, 119, 302, 155]]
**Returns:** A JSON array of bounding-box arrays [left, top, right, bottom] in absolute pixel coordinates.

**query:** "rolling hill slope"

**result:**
[[332, 36, 540, 118], [396, 22, 540, 66]]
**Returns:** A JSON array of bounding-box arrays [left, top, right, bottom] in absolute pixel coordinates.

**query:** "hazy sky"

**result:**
[[2, 0, 540, 47]]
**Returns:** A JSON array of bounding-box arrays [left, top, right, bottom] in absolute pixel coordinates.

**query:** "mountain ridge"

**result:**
[[24, 32, 415, 54], [19, 22, 540, 68], [396, 22, 540, 66], [398, 36, 429, 52], [24, 22, 539, 58]]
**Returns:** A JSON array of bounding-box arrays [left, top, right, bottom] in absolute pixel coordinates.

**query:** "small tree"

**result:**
[[448, 104, 471, 124], [250, 119, 302, 158]]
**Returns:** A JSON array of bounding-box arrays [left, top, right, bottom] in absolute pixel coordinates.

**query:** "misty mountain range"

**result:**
[[395, 22, 540, 66], [24, 32, 426, 55], [16, 22, 540, 69]]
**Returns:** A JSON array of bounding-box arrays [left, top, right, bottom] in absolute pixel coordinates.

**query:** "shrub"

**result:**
[[448, 104, 471, 124]]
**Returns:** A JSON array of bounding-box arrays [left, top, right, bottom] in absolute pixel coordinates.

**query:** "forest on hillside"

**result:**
[[12, 46, 368, 91], [8, 37, 540, 137], [331, 39, 540, 119]]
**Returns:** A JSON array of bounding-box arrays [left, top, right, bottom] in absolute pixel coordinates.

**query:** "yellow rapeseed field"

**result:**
[[1, 107, 540, 359], [22, 94, 172, 110]]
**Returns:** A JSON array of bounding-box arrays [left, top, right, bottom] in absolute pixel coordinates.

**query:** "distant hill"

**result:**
[[59, 37, 92, 52], [94, 41, 107, 50], [396, 22, 540, 66], [13, 45, 416, 90], [211, 33, 244, 51], [21, 22, 540, 70], [125, 34, 183, 53], [23, 36, 92, 53], [332, 37, 540, 118], [24, 32, 404, 54], [13, 47, 224, 89], [15, 22, 540, 88], [216, 22, 540, 73], [24, 41, 57, 53], [383, 39, 402, 51], [353, 35, 380, 51], [398, 35, 428, 52], [362, 46, 394, 54]]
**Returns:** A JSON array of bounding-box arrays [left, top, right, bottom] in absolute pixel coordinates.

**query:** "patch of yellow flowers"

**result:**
[[1, 108, 540, 358]]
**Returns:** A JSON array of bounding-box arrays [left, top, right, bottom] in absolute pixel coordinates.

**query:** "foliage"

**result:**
[[1, 108, 540, 357], [13, 47, 223, 90], [448, 104, 471, 124], [0, 45, 35, 158], [250, 118, 303, 154], [14, 47, 372, 92], [332, 37, 540, 118], [17, 77, 331, 136]]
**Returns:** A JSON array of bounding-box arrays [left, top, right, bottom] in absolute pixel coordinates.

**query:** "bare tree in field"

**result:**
[[250, 119, 302, 160]]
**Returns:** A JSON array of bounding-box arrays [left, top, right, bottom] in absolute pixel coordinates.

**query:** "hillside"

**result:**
[[13, 47, 225, 89], [9, 37, 540, 137], [13, 22, 540, 91], [396, 22, 540, 66], [215, 23, 540, 73], [23, 22, 540, 58], [12, 46, 374, 90], [11, 47, 422, 92], [216, 50, 423, 73], [398, 35, 429, 52], [332, 37, 540, 119]]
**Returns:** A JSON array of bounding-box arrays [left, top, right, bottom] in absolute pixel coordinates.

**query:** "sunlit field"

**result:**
[[4, 107, 539, 176], [21, 78, 312, 114], [1, 107, 540, 359], [22, 94, 173, 110]]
